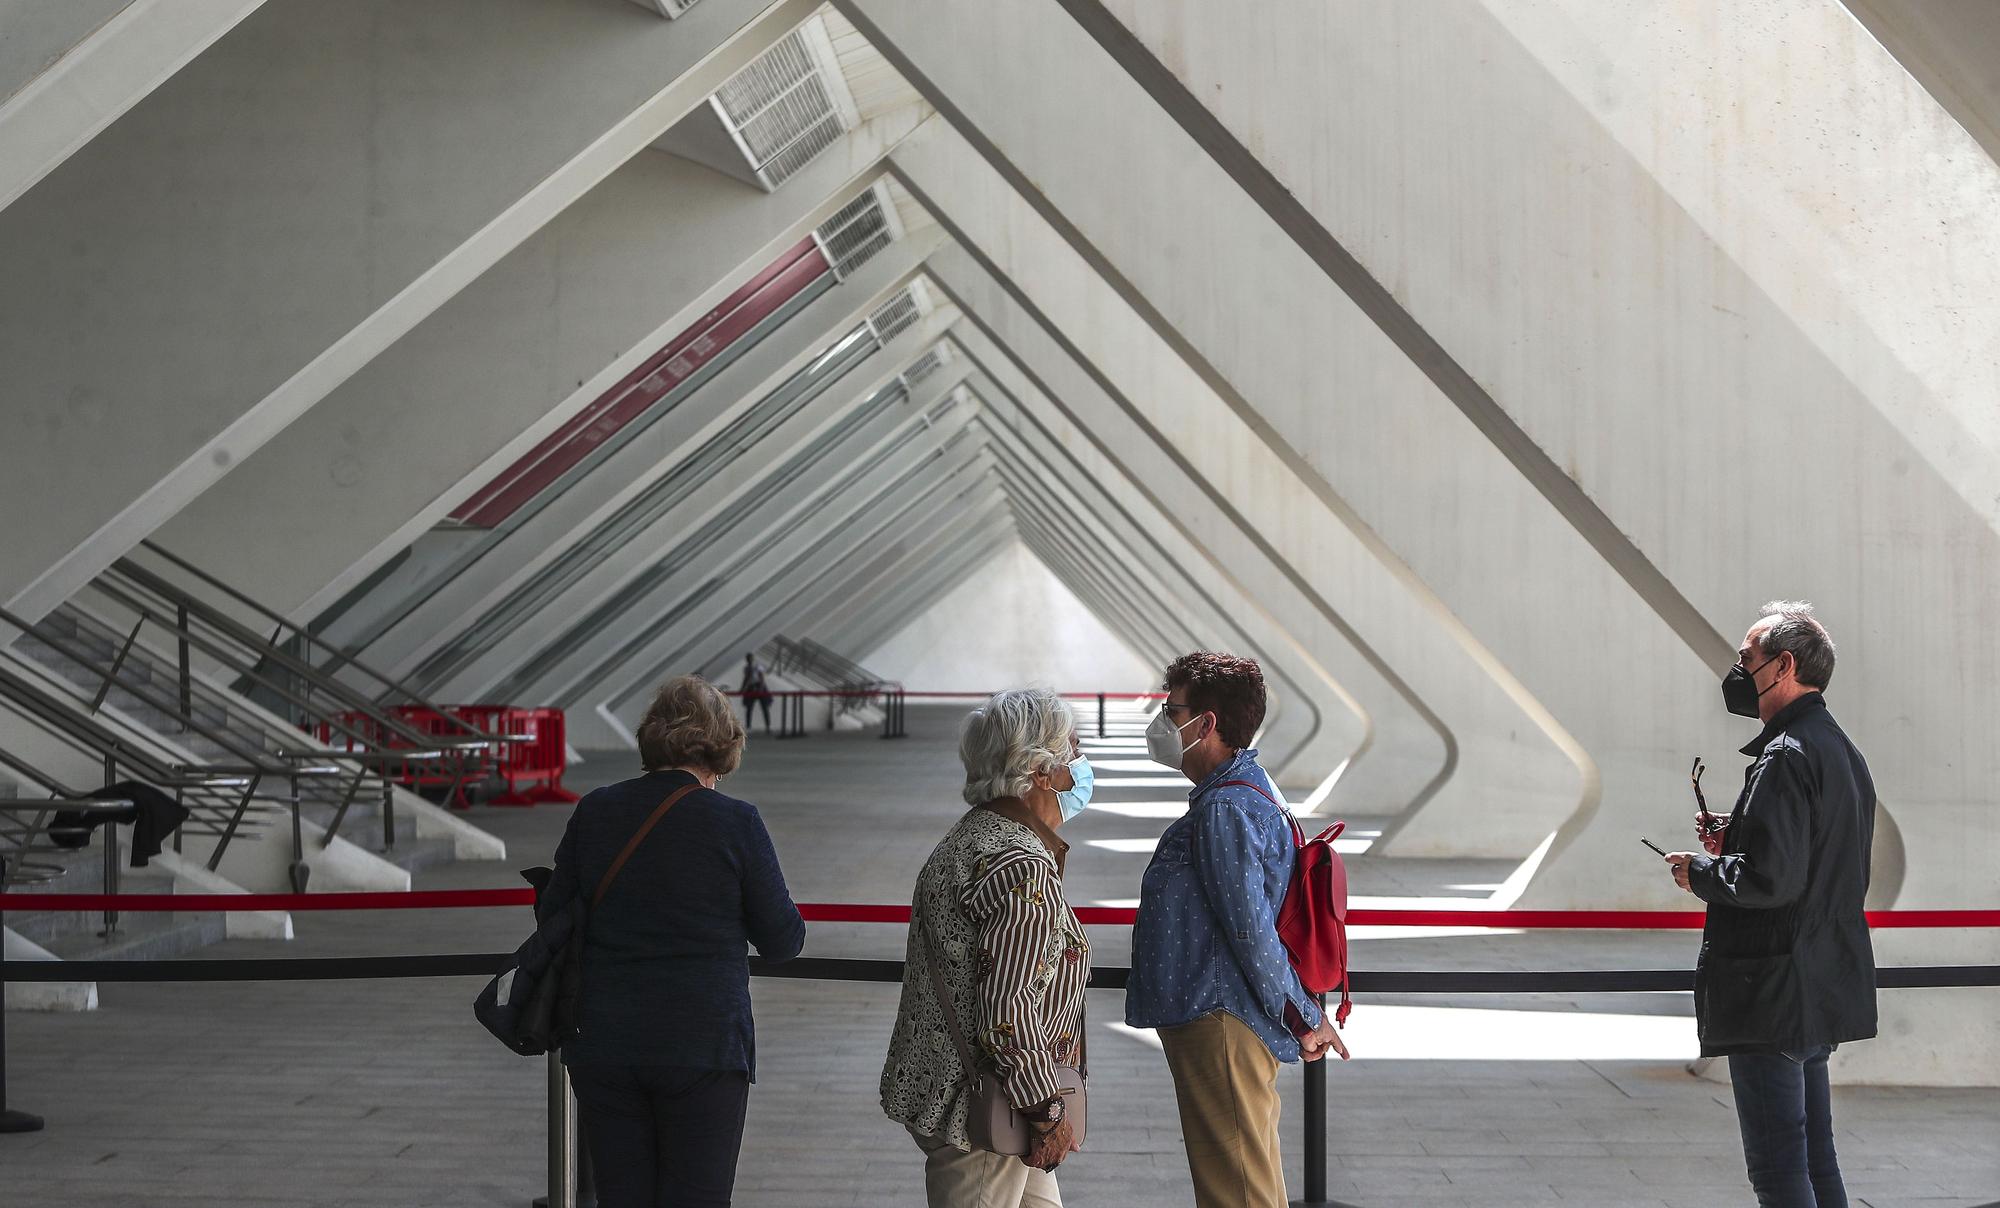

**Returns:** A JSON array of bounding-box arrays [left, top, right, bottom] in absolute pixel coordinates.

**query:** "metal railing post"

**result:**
[[1097, 693, 1106, 739], [0, 855, 44, 1134], [545, 1051, 575, 1208], [287, 776, 309, 894], [176, 603, 191, 722], [98, 823, 119, 939], [382, 776, 397, 853]]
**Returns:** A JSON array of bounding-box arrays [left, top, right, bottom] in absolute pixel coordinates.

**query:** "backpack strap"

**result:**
[[1215, 778, 1304, 845], [593, 783, 699, 908]]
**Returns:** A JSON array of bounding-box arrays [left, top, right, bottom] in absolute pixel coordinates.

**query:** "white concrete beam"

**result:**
[[0, 0, 269, 215], [0, 0, 818, 619]]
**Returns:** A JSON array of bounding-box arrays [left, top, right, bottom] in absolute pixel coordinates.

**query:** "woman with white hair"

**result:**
[[880, 687, 1095, 1206]]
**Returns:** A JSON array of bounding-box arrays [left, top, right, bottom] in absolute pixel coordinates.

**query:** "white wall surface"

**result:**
[[860, 539, 1156, 694]]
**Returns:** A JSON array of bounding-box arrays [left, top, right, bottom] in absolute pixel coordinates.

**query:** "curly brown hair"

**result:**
[[635, 675, 745, 775], [1162, 651, 1266, 749]]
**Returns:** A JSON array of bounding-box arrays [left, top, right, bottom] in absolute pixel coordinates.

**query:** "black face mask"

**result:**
[[1721, 655, 1785, 718]]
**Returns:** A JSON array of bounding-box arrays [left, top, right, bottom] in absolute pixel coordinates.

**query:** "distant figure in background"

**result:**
[[543, 675, 804, 1208], [1663, 602, 1875, 1208], [739, 651, 773, 736]]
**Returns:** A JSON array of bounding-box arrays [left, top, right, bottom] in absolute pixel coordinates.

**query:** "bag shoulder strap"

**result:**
[[1214, 778, 1304, 845], [592, 782, 699, 908], [1213, 777, 1278, 805], [919, 903, 983, 1079]]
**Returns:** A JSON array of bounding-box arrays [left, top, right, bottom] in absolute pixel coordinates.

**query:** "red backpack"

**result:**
[[1217, 780, 1353, 1026]]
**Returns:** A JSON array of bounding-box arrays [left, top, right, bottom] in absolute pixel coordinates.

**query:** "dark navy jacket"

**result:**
[[1688, 693, 1877, 1056], [543, 769, 804, 1076]]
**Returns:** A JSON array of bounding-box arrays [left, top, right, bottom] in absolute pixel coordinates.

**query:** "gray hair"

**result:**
[[1752, 600, 1836, 690], [958, 687, 1077, 806]]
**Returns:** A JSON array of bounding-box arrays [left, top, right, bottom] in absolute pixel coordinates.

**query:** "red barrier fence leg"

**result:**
[[480, 708, 579, 806]]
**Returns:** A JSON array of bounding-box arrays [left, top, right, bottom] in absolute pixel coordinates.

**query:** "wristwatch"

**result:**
[[1022, 1096, 1066, 1128]]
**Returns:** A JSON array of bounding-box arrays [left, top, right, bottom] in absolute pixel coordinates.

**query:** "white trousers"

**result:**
[[909, 1127, 1064, 1208]]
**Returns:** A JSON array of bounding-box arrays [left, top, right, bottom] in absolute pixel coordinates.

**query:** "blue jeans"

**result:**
[[1727, 1044, 1847, 1207]]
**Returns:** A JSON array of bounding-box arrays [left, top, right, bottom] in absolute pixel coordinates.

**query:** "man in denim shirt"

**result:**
[[1127, 652, 1346, 1208]]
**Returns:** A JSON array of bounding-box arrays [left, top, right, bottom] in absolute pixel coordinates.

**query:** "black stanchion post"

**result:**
[[1097, 693, 1106, 739], [0, 855, 46, 1134], [1291, 993, 1358, 1208]]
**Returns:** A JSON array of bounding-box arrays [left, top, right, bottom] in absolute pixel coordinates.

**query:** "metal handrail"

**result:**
[[22, 598, 415, 763], [128, 544, 512, 746], [0, 799, 132, 931], [0, 663, 281, 871], [761, 636, 892, 721], [88, 570, 481, 758], [3, 606, 335, 776]]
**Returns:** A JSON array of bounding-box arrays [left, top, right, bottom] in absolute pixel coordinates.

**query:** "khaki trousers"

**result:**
[[909, 1126, 1064, 1208], [1157, 1010, 1286, 1208]]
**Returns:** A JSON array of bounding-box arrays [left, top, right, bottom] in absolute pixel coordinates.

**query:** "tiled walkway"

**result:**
[[4, 705, 1995, 1206]]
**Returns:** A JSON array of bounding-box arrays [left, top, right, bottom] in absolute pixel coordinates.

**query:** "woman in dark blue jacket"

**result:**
[[542, 675, 805, 1208]]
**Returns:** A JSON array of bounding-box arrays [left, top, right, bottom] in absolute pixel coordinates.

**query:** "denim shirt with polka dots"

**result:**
[[1123, 749, 1323, 1061]]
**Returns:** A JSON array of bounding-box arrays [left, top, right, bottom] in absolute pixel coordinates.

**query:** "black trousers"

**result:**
[[568, 1063, 751, 1208]]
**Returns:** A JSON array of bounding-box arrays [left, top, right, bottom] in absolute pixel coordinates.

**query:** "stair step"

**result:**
[[37, 909, 227, 963]]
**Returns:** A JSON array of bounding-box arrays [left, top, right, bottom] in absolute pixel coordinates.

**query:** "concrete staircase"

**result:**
[[10, 607, 456, 876], [2, 775, 232, 1010]]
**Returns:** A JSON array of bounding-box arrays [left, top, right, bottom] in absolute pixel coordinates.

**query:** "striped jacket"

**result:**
[[880, 804, 1089, 1151]]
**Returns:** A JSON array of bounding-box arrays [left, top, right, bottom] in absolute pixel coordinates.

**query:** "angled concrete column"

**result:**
[[784, 493, 1019, 661], [997, 484, 1193, 675], [839, 3, 1626, 883], [883, 119, 1568, 835], [317, 215, 947, 681], [1480, 0, 2000, 541], [0, 0, 268, 213], [658, 418, 991, 686], [675, 452, 998, 690], [868, 0, 1996, 1080], [939, 279, 1373, 797], [535, 380, 980, 716], [1843, 0, 2000, 166], [155, 111, 933, 628], [968, 402, 1334, 783], [802, 497, 1018, 655], [0, 0, 816, 618], [922, 216, 1563, 823], [584, 434, 994, 744], [449, 316, 965, 706]]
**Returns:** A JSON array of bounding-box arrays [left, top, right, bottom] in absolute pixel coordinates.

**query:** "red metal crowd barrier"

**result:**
[[313, 706, 575, 807], [315, 706, 493, 806], [453, 705, 578, 807]]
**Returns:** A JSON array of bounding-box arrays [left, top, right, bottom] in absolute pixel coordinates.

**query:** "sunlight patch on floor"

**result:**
[[1111, 1006, 1696, 1061]]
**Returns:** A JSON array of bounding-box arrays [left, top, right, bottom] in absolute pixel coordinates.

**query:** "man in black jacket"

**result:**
[[1665, 601, 1875, 1208]]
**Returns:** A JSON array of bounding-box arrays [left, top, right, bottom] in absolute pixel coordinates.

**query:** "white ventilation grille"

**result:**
[[926, 385, 965, 424], [712, 24, 856, 191], [626, 0, 704, 17], [902, 344, 952, 389], [867, 289, 921, 344], [815, 182, 902, 278]]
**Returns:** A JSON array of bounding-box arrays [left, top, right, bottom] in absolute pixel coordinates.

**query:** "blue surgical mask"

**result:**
[[1057, 755, 1094, 821]]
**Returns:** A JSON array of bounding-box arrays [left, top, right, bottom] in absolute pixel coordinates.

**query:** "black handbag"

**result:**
[[475, 784, 696, 1055]]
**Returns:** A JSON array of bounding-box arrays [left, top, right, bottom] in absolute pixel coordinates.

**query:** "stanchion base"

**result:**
[[529, 1196, 596, 1208], [0, 1108, 46, 1134]]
